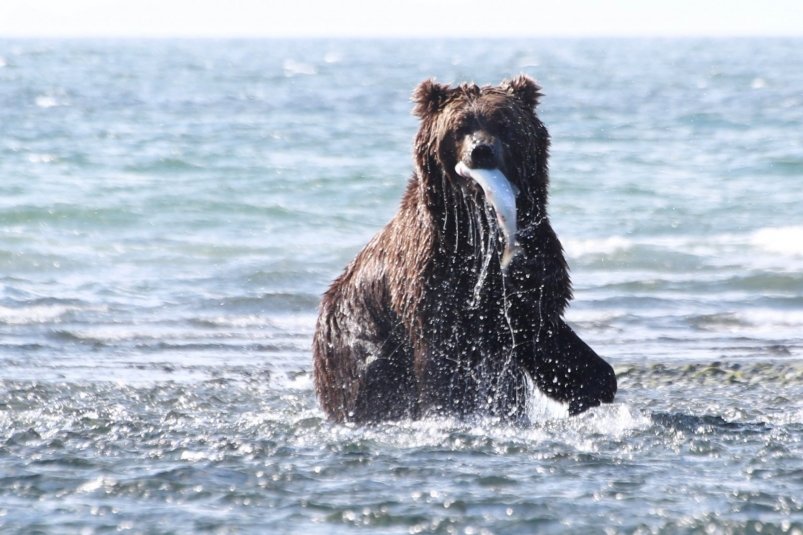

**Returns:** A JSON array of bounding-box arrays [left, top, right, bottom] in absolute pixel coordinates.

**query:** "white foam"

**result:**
[[27, 153, 58, 164], [180, 450, 219, 462], [203, 314, 275, 328], [563, 235, 632, 257], [750, 226, 803, 257], [730, 309, 803, 333], [578, 403, 652, 438], [527, 382, 570, 421], [0, 304, 86, 325], [76, 476, 117, 494], [35, 95, 62, 108], [283, 59, 317, 77], [284, 371, 314, 391]]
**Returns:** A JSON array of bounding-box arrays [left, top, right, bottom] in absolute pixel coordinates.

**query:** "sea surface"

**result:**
[[1, 38, 802, 534]]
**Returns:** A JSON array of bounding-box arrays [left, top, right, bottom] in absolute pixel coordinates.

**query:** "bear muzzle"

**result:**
[[461, 131, 505, 171]]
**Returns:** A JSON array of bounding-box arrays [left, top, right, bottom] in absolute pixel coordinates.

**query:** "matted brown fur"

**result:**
[[313, 75, 616, 422]]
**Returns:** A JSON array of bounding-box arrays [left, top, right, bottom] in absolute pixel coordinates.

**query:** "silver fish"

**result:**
[[455, 161, 521, 269]]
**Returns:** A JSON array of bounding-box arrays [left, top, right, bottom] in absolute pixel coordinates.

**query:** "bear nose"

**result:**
[[470, 143, 497, 169]]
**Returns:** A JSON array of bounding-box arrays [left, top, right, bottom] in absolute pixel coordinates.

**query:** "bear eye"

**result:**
[[450, 115, 474, 135], [456, 124, 474, 139]]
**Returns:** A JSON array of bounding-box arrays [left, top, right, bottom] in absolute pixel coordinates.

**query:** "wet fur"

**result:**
[[313, 75, 616, 422]]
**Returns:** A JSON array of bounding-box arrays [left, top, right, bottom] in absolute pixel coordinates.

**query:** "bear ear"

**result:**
[[502, 74, 542, 110], [412, 79, 451, 118]]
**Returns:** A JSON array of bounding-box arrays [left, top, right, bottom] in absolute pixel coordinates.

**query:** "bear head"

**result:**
[[411, 74, 550, 206]]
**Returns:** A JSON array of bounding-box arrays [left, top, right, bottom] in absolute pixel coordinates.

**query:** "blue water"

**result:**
[[1, 38, 802, 533]]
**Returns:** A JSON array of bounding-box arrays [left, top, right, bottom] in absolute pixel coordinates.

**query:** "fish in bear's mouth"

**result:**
[[455, 161, 521, 269]]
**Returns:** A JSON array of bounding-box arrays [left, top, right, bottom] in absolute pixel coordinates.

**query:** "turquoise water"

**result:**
[[1, 38, 802, 533]]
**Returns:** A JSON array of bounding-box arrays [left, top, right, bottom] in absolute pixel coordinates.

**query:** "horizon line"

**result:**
[[2, 32, 802, 40]]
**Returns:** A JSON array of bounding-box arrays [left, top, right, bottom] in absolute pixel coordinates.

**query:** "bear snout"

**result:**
[[470, 143, 496, 168], [462, 132, 504, 171]]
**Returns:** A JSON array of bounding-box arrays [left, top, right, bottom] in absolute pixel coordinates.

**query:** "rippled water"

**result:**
[[1, 38, 802, 533]]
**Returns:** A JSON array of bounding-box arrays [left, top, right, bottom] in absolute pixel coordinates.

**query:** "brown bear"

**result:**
[[313, 75, 616, 423]]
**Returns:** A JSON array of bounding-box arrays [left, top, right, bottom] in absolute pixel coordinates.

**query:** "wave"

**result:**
[[190, 314, 277, 329], [564, 226, 803, 275], [0, 303, 105, 325], [565, 225, 803, 259], [563, 236, 634, 257], [750, 225, 803, 257], [691, 309, 803, 332]]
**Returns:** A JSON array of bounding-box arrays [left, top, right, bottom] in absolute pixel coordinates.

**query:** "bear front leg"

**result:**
[[525, 319, 617, 415]]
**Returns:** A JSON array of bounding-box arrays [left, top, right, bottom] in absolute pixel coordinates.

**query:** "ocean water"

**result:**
[[0, 38, 802, 533]]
